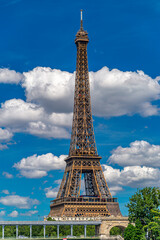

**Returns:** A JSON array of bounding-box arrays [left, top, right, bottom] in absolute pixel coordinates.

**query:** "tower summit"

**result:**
[[49, 11, 122, 217]]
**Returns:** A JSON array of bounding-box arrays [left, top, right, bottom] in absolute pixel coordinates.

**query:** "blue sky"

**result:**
[[0, 0, 160, 220]]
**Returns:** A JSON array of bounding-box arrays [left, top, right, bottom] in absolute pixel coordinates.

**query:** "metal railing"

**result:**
[[51, 197, 117, 205]]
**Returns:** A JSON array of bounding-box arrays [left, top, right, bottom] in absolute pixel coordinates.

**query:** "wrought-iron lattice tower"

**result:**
[[49, 11, 122, 217]]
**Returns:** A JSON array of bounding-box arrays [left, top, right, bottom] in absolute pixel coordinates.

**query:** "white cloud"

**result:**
[[2, 172, 13, 179], [0, 99, 72, 139], [103, 165, 160, 189], [0, 65, 159, 117], [0, 211, 5, 217], [0, 128, 13, 141], [0, 66, 159, 141], [90, 67, 160, 117], [54, 179, 62, 185], [22, 67, 74, 113], [14, 153, 67, 178], [8, 210, 18, 217], [103, 140, 160, 195], [22, 66, 160, 117], [0, 68, 22, 84], [28, 121, 70, 139], [109, 140, 160, 168], [2, 190, 9, 195], [109, 186, 123, 196], [20, 210, 38, 216], [43, 180, 48, 184], [0, 128, 13, 150], [0, 144, 8, 150], [0, 195, 39, 209], [0, 99, 43, 127], [44, 187, 58, 198], [44, 179, 62, 198]]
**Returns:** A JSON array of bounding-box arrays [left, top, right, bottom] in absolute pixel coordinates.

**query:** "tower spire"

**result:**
[[80, 9, 83, 30]]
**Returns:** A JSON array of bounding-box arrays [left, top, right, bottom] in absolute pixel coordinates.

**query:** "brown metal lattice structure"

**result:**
[[49, 11, 122, 218]]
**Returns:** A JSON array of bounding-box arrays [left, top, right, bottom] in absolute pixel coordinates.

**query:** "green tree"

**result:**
[[46, 225, 57, 237], [32, 225, 43, 237], [46, 217, 55, 221], [87, 225, 95, 237], [4, 226, 16, 238], [124, 224, 136, 240], [46, 217, 57, 236], [134, 219, 145, 240], [144, 209, 160, 240], [18, 225, 30, 237], [110, 226, 123, 236], [126, 187, 160, 226], [73, 225, 84, 236], [59, 225, 70, 237]]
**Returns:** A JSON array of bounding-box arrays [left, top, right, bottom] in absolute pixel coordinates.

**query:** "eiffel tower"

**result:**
[[49, 11, 122, 218]]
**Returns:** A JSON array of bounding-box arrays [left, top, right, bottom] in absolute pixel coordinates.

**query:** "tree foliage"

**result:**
[[124, 224, 136, 240], [110, 226, 123, 236], [144, 209, 160, 240], [126, 187, 160, 226], [87, 225, 95, 237], [73, 225, 84, 236], [134, 219, 145, 240], [4, 226, 16, 238], [59, 225, 70, 237]]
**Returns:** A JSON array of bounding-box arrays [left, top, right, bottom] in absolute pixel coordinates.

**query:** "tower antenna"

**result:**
[[80, 9, 83, 30]]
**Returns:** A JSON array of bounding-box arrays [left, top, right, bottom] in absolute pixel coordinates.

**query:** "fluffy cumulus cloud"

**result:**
[[23, 67, 74, 113], [0, 128, 13, 141], [0, 128, 13, 150], [0, 68, 22, 84], [14, 153, 67, 178], [0, 210, 5, 217], [2, 190, 9, 195], [22, 66, 160, 117], [0, 99, 44, 128], [44, 187, 58, 198], [103, 165, 160, 192], [109, 186, 123, 196], [90, 67, 160, 117], [2, 172, 13, 179], [0, 66, 160, 140], [0, 144, 8, 150], [44, 179, 61, 198], [109, 140, 160, 167], [0, 195, 39, 209], [20, 210, 38, 216], [102, 140, 160, 195], [0, 99, 72, 139], [8, 210, 18, 217]]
